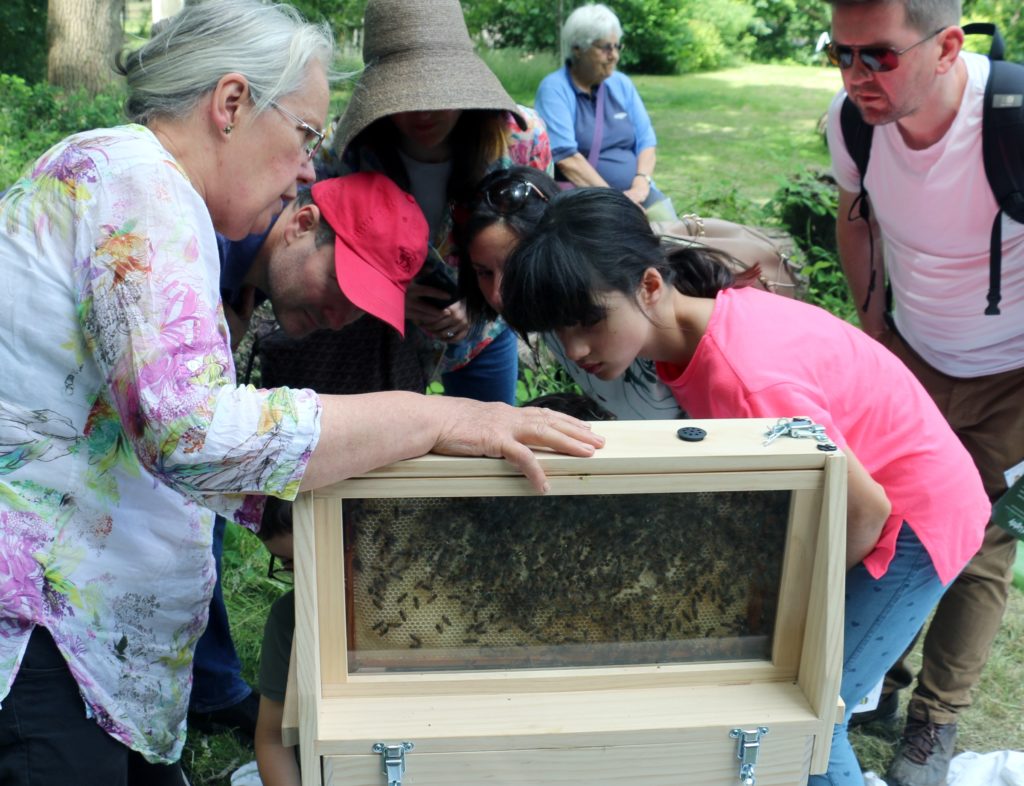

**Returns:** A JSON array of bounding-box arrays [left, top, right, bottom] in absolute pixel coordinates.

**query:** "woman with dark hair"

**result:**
[[456, 166, 683, 419], [498, 187, 991, 786], [318, 0, 553, 405]]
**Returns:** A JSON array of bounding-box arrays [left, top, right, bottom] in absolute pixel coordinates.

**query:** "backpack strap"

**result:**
[[840, 96, 874, 197], [962, 22, 1005, 61], [980, 58, 1024, 315], [839, 96, 880, 312], [964, 22, 1024, 315]]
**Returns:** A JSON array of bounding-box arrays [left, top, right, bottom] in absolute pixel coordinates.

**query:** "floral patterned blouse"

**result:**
[[0, 125, 321, 762], [318, 106, 553, 373]]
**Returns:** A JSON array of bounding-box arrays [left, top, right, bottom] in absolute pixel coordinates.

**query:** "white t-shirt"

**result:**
[[827, 51, 1024, 378]]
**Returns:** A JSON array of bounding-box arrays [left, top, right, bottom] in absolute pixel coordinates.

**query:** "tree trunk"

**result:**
[[47, 0, 124, 94]]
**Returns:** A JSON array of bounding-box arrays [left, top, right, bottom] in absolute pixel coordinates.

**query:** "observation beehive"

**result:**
[[289, 419, 846, 786]]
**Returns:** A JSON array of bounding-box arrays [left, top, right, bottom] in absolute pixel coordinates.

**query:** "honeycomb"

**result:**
[[343, 490, 790, 671]]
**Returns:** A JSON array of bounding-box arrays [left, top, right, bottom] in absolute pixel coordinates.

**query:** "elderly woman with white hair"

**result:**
[[0, 1, 601, 782], [535, 3, 674, 217]]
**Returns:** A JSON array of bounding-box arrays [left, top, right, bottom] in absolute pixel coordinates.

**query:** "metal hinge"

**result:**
[[372, 741, 415, 786], [730, 727, 769, 785]]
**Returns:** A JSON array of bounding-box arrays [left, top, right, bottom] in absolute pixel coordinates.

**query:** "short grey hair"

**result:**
[[118, 0, 336, 125], [561, 4, 624, 62], [829, 0, 961, 35]]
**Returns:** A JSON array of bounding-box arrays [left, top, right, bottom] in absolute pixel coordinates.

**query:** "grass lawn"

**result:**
[[632, 64, 839, 213], [189, 61, 1024, 785]]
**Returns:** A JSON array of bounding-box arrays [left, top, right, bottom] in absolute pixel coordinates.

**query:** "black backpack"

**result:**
[[839, 22, 1024, 315]]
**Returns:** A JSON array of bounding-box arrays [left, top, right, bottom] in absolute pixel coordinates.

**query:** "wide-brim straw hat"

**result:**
[[333, 0, 527, 156]]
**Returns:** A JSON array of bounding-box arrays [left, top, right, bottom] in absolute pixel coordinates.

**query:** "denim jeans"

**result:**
[[189, 516, 251, 713], [808, 523, 949, 786], [441, 325, 519, 405]]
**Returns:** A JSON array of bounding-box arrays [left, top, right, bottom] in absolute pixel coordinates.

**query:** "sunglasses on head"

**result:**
[[480, 179, 549, 215], [826, 26, 946, 72]]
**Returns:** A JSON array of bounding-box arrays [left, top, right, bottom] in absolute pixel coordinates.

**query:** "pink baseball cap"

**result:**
[[310, 173, 428, 336]]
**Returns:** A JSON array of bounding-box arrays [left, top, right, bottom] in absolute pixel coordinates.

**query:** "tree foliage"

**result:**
[[0, 0, 47, 83], [464, 0, 752, 74], [748, 0, 831, 63], [286, 0, 365, 35], [1, 73, 125, 186], [963, 0, 1023, 61]]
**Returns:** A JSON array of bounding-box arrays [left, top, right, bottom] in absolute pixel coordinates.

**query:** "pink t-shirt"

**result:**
[[656, 287, 989, 584]]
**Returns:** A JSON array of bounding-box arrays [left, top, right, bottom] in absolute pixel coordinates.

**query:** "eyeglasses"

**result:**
[[826, 27, 946, 72], [480, 179, 549, 215], [268, 99, 326, 160], [592, 41, 624, 55], [267, 553, 294, 584]]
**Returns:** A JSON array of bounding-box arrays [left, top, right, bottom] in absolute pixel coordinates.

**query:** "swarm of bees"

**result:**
[[344, 490, 790, 670]]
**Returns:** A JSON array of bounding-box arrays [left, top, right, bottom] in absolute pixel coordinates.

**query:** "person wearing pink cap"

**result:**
[[195, 172, 499, 745], [224, 172, 430, 341]]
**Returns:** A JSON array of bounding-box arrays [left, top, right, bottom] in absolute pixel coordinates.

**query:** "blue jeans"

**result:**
[[189, 517, 251, 713], [808, 523, 949, 785], [441, 325, 519, 405]]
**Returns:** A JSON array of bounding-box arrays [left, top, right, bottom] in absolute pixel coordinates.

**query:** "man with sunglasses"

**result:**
[[824, 3, 1024, 786]]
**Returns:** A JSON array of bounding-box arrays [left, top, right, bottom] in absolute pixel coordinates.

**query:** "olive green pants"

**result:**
[[881, 329, 1023, 724]]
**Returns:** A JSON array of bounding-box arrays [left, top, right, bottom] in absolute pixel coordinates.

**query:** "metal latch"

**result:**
[[372, 741, 415, 786], [730, 727, 769, 785]]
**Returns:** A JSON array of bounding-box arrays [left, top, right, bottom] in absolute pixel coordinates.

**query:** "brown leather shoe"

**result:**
[[885, 713, 957, 786]]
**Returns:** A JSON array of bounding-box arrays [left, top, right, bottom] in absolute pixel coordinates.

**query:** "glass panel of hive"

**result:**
[[342, 489, 791, 673]]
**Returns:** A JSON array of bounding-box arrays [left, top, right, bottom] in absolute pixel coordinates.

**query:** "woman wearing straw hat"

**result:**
[[318, 0, 553, 406]]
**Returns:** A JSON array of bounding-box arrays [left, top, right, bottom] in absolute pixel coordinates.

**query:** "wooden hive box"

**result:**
[[289, 418, 846, 786]]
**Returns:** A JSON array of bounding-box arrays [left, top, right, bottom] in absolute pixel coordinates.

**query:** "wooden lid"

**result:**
[[341, 418, 836, 482]]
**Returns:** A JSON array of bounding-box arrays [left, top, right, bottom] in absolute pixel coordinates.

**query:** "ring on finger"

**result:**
[[444, 329, 455, 339]]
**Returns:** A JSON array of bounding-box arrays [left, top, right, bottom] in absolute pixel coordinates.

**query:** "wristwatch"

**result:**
[[636, 172, 653, 186]]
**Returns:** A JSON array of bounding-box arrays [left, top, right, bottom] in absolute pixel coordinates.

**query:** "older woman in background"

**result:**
[[535, 3, 674, 217], [0, 2, 600, 783]]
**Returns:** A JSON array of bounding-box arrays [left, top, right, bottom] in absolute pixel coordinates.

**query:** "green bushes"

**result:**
[[0, 74, 126, 187], [766, 169, 856, 323], [465, 0, 740, 76], [614, 0, 691, 74], [675, 0, 757, 73], [964, 0, 1024, 61], [749, 0, 832, 64]]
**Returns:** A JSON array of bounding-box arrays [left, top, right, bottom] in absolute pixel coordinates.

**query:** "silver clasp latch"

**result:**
[[762, 417, 837, 452], [372, 741, 415, 786], [730, 727, 769, 785]]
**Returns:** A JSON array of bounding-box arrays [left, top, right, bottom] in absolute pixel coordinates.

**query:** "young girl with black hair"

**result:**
[[499, 187, 990, 786], [456, 166, 683, 419]]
